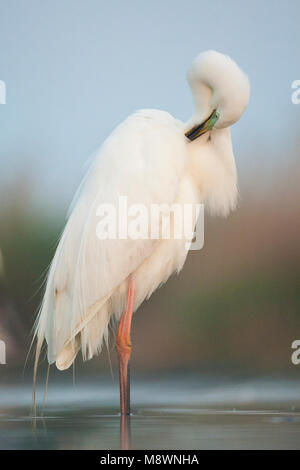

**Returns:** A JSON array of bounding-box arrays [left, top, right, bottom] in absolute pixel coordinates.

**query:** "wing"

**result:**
[[35, 109, 187, 368]]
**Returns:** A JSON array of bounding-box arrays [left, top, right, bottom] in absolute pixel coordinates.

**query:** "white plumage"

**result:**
[[34, 50, 250, 372]]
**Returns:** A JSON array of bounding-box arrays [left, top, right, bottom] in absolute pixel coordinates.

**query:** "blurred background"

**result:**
[[0, 0, 299, 383]]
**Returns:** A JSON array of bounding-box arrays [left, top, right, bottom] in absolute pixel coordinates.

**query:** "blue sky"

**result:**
[[0, 0, 299, 210]]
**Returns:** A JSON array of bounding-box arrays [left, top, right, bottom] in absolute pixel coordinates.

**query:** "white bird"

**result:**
[[34, 50, 250, 415]]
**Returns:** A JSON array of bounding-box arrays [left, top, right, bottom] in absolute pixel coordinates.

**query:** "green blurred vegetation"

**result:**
[[0, 193, 62, 327], [170, 272, 300, 371]]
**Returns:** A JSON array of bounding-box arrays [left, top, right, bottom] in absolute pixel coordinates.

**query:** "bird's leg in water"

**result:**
[[116, 277, 136, 415], [120, 414, 131, 450]]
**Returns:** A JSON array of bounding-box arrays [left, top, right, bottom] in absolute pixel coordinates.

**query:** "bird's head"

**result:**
[[185, 50, 250, 141]]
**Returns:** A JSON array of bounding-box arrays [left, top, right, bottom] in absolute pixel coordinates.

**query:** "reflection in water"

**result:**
[[1, 376, 300, 449], [120, 414, 131, 450]]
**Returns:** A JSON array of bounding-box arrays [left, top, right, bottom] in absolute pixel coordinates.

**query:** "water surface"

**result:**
[[1, 375, 299, 449]]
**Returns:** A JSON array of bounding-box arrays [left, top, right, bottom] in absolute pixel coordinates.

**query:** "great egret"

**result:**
[[34, 50, 250, 415]]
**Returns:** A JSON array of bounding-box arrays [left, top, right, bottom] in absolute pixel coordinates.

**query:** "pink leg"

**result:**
[[116, 277, 136, 416]]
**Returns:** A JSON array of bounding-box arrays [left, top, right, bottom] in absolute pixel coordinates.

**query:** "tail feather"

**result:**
[[56, 335, 80, 370]]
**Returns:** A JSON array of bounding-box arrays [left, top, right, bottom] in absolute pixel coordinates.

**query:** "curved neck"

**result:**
[[185, 81, 213, 132]]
